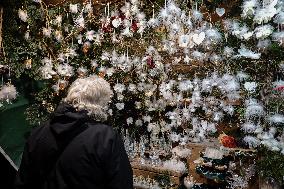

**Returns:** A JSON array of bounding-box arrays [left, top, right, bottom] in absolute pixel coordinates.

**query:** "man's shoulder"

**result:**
[[29, 121, 50, 138], [84, 122, 118, 139]]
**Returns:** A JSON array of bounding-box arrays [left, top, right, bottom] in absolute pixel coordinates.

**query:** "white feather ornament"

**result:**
[[242, 122, 257, 133], [192, 10, 203, 22], [178, 34, 190, 48], [205, 29, 222, 43], [213, 111, 224, 122], [257, 39, 271, 50], [147, 18, 159, 27], [172, 146, 191, 158], [244, 82, 257, 93], [254, 25, 274, 39], [75, 15, 85, 28], [192, 51, 206, 61], [178, 80, 193, 92], [0, 84, 17, 102], [272, 31, 284, 45], [234, 45, 261, 59], [274, 11, 284, 24], [86, 30, 95, 41], [114, 83, 126, 93], [56, 64, 74, 77], [18, 9, 28, 22], [245, 98, 265, 118], [267, 114, 284, 125], [40, 63, 56, 79], [243, 135, 260, 148], [69, 4, 78, 14], [241, 0, 258, 18], [237, 71, 250, 81], [43, 27, 52, 37], [115, 103, 125, 110], [126, 117, 133, 125], [223, 46, 235, 57], [253, 7, 278, 24], [163, 159, 187, 173], [168, 1, 181, 15]]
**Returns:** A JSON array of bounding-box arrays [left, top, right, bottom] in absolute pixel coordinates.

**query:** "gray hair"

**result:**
[[64, 75, 113, 121]]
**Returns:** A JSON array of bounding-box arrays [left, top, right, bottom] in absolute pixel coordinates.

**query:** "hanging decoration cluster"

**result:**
[[3, 0, 284, 187]]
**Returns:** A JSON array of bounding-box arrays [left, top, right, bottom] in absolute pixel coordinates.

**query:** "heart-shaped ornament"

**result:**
[[216, 8, 225, 17], [112, 18, 121, 28], [192, 32, 205, 45]]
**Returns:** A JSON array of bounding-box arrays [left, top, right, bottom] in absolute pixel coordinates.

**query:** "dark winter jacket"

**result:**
[[15, 103, 133, 189]]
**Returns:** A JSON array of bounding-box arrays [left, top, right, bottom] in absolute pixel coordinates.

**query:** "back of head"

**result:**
[[64, 75, 113, 122]]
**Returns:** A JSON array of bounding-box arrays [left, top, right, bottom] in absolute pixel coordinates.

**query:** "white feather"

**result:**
[[267, 114, 284, 125], [243, 135, 260, 148]]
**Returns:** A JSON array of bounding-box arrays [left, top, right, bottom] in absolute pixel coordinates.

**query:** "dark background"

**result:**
[[0, 153, 17, 189]]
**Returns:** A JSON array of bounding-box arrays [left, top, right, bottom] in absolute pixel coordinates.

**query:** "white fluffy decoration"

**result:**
[[257, 39, 271, 50], [0, 84, 17, 102], [126, 117, 133, 125], [237, 71, 250, 81], [274, 11, 284, 24], [203, 147, 224, 159], [223, 46, 235, 57], [245, 98, 265, 118], [241, 122, 257, 133], [234, 46, 261, 59], [115, 102, 125, 110], [163, 159, 187, 173], [69, 4, 78, 14], [56, 64, 74, 77], [267, 114, 284, 125], [178, 34, 190, 48], [75, 16, 85, 28], [244, 82, 257, 93], [43, 27, 52, 37], [243, 135, 260, 148], [172, 146, 191, 158], [241, 0, 258, 18], [40, 63, 56, 79], [114, 83, 126, 93], [254, 24, 274, 39], [18, 9, 28, 22], [192, 10, 203, 22], [272, 32, 284, 45], [253, 6, 277, 24]]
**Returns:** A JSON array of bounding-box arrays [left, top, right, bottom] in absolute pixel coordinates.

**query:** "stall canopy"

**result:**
[[0, 95, 31, 169]]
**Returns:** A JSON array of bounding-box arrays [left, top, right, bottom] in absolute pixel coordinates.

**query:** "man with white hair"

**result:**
[[15, 75, 133, 189]]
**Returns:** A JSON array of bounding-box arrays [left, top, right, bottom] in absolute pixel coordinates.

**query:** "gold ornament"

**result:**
[[98, 72, 105, 78], [82, 42, 91, 54], [24, 59, 32, 69]]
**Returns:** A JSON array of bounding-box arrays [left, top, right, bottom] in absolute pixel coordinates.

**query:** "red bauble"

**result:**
[[218, 134, 237, 148], [147, 57, 155, 69]]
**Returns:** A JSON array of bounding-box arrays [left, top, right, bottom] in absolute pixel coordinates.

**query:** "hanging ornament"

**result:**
[[146, 56, 155, 68], [58, 80, 68, 91], [24, 59, 32, 69], [112, 17, 122, 28], [18, 9, 28, 22], [192, 32, 205, 45], [82, 42, 91, 54], [218, 133, 237, 148], [216, 8, 225, 17], [77, 67, 88, 77]]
